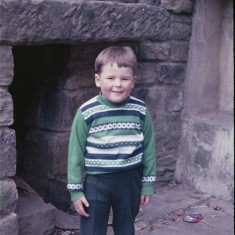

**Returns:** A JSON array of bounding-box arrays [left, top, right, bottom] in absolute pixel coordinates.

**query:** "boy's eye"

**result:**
[[107, 77, 114, 80]]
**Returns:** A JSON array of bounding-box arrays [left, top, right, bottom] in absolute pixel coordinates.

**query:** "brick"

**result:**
[[161, 0, 193, 13], [65, 66, 96, 89], [0, 178, 18, 217], [136, 63, 157, 84], [0, 88, 13, 126], [138, 0, 161, 6], [170, 22, 191, 40], [165, 87, 183, 112], [16, 195, 56, 235], [0, 46, 14, 86], [156, 63, 186, 84], [23, 129, 70, 194], [0, 128, 16, 178], [155, 113, 181, 151], [170, 40, 190, 62], [139, 41, 170, 61], [0, 213, 18, 235], [24, 87, 98, 131]]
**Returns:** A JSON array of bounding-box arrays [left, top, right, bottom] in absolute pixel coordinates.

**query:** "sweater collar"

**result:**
[[98, 93, 130, 107]]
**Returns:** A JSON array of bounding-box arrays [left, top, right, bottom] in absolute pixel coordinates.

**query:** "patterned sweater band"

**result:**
[[67, 175, 156, 191]]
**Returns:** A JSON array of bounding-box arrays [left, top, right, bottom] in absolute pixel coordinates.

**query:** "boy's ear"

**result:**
[[133, 75, 137, 85], [95, 74, 101, 87]]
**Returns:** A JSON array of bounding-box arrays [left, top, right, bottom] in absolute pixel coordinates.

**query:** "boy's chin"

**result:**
[[109, 95, 128, 103]]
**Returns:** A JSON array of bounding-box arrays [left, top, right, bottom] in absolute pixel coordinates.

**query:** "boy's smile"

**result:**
[[95, 63, 137, 103]]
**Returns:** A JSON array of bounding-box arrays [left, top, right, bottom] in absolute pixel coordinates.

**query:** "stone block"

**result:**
[[155, 113, 181, 151], [165, 113, 181, 133], [156, 153, 177, 185], [139, 41, 170, 61], [156, 63, 186, 84], [170, 21, 191, 40], [0, 213, 18, 235], [92, 0, 136, 2], [67, 44, 108, 69], [156, 169, 174, 185], [170, 40, 190, 62], [133, 85, 165, 116], [16, 195, 56, 235], [164, 114, 181, 149], [23, 129, 70, 186], [65, 66, 96, 89], [156, 130, 180, 151], [36, 45, 97, 90], [0, 128, 16, 178], [0, 88, 13, 126], [0, 1, 170, 44], [25, 87, 98, 131], [165, 87, 183, 112], [175, 114, 234, 201], [138, 0, 161, 6], [0, 46, 14, 86], [136, 63, 158, 84], [157, 153, 177, 167], [0, 178, 18, 217], [35, 89, 78, 131], [161, 0, 193, 13], [171, 14, 192, 24]]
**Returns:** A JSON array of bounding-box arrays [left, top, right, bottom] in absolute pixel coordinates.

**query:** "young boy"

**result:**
[[67, 46, 156, 235]]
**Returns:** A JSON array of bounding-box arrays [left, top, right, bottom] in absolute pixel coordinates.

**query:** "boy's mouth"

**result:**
[[112, 90, 123, 94]]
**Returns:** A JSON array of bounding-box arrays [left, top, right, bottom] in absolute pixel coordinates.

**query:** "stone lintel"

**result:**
[[0, 0, 170, 45]]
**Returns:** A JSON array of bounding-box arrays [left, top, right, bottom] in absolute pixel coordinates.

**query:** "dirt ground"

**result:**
[[53, 183, 234, 235]]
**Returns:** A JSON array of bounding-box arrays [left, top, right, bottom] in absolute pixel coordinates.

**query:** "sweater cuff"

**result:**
[[141, 183, 155, 195]]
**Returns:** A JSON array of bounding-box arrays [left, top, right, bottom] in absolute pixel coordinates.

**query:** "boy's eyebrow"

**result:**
[[121, 76, 132, 78]]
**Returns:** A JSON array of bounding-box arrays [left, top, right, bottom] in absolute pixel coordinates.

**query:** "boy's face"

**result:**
[[95, 63, 137, 103]]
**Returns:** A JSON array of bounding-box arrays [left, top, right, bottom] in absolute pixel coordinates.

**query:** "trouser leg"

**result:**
[[80, 175, 111, 235], [112, 168, 142, 235]]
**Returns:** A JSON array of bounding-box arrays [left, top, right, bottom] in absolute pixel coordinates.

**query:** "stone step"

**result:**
[[16, 194, 81, 235], [16, 195, 57, 235]]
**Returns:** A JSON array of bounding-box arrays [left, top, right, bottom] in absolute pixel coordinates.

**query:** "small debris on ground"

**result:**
[[183, 212, 204, 223]]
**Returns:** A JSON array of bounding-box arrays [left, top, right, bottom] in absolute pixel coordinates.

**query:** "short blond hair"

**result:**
[[95, 46, 137, 75]]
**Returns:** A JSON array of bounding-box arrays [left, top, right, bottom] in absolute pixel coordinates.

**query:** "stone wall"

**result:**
[[0, 0, 194, 233], [0, 47, 18, 234]]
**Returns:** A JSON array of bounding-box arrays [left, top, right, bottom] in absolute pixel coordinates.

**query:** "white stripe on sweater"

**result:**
[[87, 134, 144, 145], [86, 145, 142, 155]]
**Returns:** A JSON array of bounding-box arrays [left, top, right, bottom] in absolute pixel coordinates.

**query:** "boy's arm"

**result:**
[[67, 109, 88, 202], [141, 108, 157, 195]]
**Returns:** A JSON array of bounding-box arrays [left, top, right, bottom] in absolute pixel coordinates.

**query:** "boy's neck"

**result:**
[[98, 92, 130, 107]]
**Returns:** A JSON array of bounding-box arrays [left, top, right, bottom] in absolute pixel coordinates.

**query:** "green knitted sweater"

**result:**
[[67, 94, 156, 201]]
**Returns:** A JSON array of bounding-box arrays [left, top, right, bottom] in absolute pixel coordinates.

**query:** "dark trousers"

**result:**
[[80, 168, 142, 235]]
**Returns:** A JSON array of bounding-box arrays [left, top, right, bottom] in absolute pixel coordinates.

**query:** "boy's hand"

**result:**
[[141, 195, 152, 205], [73, 196, 90, 217]]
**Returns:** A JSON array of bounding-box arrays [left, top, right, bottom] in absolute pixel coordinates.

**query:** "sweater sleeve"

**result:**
[[67, 109, 88, 201], [141, 108, 157, 195]]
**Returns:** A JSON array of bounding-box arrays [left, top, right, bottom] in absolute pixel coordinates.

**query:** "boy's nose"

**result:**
[[115, 79, 122, 86]]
